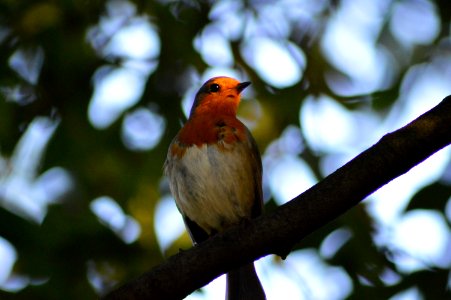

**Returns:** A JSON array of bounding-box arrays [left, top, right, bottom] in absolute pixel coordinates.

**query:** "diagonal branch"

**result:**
[[104, 96, 451, 300]]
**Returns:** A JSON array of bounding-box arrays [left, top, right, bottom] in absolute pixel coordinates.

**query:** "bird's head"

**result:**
[[189, 76, 251, 118]]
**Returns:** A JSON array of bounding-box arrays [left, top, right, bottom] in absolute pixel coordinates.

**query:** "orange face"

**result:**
[[174, 76, 251, 149], [189, 77, 250, 118]]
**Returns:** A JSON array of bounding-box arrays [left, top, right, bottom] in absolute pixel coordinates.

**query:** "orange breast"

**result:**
[[177, 114, 247, 147]]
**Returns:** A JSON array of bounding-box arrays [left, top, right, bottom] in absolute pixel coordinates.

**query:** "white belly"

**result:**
[[166, 143, 256, 234]]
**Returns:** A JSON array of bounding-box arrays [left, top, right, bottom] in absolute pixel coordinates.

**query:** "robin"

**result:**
[[164, 76, 265, 300]]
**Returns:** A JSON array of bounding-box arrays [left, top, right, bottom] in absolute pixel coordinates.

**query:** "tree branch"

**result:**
[[104, 96, 451, 300]]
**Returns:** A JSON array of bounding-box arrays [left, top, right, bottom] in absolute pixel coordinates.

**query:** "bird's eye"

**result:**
[[209, 83, 220, 93]]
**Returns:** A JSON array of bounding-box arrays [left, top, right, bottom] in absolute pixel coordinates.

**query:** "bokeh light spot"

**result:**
[[390, 0, 439, 46], [89, 66, 146, 129], [194, 26, 233, 67], [106, 18, 160, 60], [242, 37, 304, 88], [267, 155, 316, 205], [154, 195, 185, 252], [90, 196, 141, 244], [8, 46, 44, 85], [0, 237, 16, 286], [0, 117, 62, 223], [300, 95, 380, 154], [390, 209, 450, 272], [283, 249, 353, 300], [321, 0, 391, 95], [122, 107, 166, 151], [320, 227, 353, 259]]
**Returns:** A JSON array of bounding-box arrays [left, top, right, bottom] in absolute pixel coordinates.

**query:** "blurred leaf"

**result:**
[[20, 3, 62, 35], [405, 182, 451, 212]]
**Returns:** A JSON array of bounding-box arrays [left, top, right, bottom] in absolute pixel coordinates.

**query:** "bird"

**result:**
[[164, 76, 265, 300]]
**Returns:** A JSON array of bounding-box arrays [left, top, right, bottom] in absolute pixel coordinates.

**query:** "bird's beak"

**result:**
[[236, 81, 251, 94]]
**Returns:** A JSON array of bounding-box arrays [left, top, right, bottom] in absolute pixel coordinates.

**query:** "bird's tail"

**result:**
[[226, 262, 266, 300]]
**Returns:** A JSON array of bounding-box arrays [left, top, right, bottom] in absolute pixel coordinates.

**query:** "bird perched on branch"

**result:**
[[164, 76, 265, 300]]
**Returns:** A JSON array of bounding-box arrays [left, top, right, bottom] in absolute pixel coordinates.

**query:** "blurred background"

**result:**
[[0, 0, 450, 299]]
